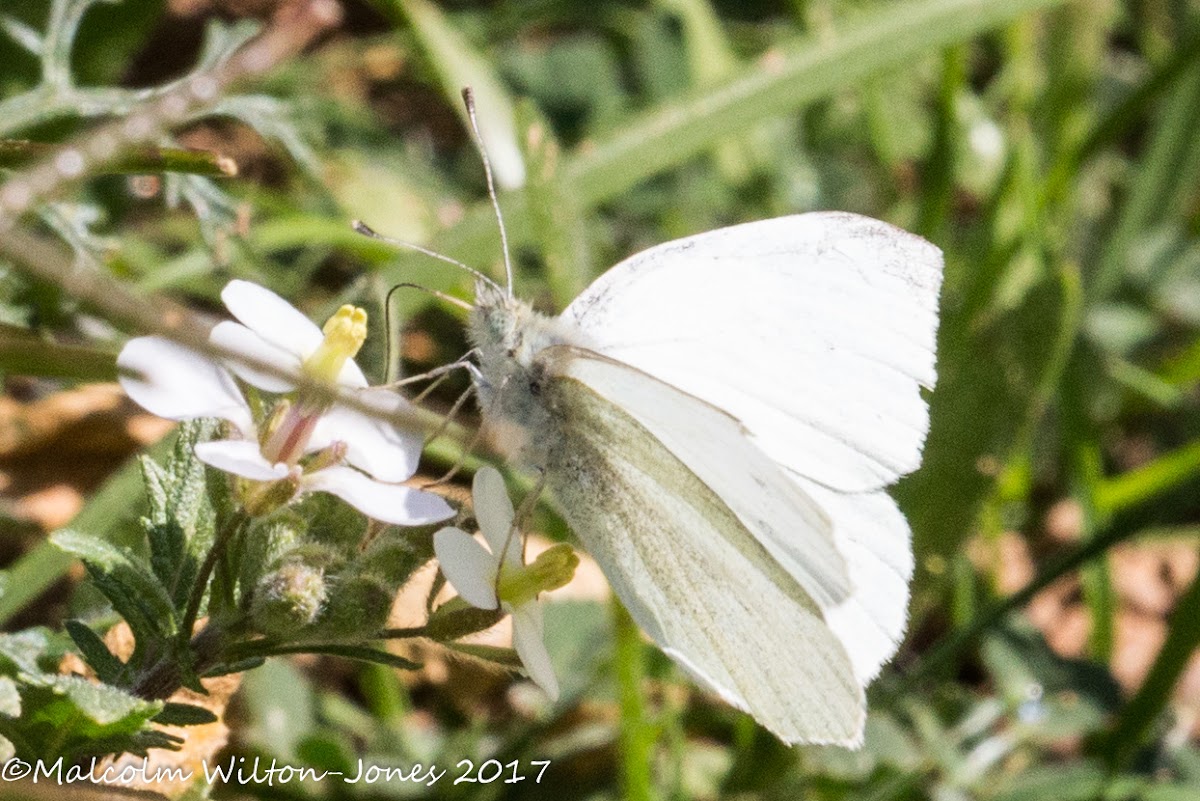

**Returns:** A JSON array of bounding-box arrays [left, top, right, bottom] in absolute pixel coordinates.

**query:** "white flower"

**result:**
[[117, 280, 452, 526], [433, 467, 577, 700]]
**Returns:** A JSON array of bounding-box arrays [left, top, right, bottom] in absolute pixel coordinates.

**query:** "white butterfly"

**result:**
[[464, 211, 942, 746]]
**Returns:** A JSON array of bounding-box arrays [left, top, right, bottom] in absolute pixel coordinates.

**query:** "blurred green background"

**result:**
[[4, 0, 1200, 798]]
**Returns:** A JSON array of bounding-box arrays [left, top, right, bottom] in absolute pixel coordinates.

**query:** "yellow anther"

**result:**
[[302, 305, 368, 383]]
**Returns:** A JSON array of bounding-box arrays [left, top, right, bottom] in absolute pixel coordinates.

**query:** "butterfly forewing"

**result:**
[[562, 212, 942, 494]]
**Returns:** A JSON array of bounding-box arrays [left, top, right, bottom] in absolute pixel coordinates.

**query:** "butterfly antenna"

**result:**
[[354, 220, 501, 292], [383, 282, 474, 384], [461, 87, 514, 298], [421, 385, 484, 488]]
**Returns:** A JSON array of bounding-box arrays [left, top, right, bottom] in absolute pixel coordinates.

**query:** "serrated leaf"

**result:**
[[14, 674, 165, 760], [64, 620, 124, 685], [0, 629, 63, 675], [35, 673, 153, 727], [51, 530, 177, 642], [139, 455, 170, 519], [153, 702, 218, 726], [85, 572, 158, 665]]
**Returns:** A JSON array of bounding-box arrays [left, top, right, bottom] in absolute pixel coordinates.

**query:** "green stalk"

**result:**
[[612, 599, 658, 801]]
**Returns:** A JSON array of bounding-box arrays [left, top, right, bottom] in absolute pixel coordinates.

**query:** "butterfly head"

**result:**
[[467, 280, 582, 461]]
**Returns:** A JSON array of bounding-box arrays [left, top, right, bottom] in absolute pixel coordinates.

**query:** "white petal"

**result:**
[[509, 601, 558, 700], [195, 440, 288, 481], [117, 336, 253, 435], [473, 467, 517, 563], [433, 527, 500, 610], [220, 279, 323, 358], [209, 321, 301, 393], [337, 357, 368, 389], [303, 465, 453, 525], [308, 388, 421, 481]]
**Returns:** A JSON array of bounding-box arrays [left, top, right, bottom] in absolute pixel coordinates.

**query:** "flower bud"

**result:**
[[305, 440, 348, 473], [251, 562, 327, 635], [241, 469, 302, 517], [312, 574, 394, 638], [238, 511, 305, 593], [356, 535, 433, 585], [425, 598, 504, 642]]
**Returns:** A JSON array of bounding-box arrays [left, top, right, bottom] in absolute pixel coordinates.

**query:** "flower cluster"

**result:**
[[116, 280, 574, 697], [118, 280, 451, 525]]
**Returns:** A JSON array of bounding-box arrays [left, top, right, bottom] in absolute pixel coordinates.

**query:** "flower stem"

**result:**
[[178, 512, 247, 651], [0, 139, 238, 177]]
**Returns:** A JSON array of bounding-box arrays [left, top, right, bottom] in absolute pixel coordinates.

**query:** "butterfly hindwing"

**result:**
[[540, 348, 864, 745]]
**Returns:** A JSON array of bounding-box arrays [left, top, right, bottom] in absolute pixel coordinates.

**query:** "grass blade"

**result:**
[[1100, 562, 1200, 768], [565, 0, 1071, 204]]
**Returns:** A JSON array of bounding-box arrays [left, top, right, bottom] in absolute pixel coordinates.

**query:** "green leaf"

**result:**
[[377, 0, 1076, 304], [1096, 440, 1200, 514], [1093, 60, 1200, 300], [153, 702, 218, 727], [0, 667, 166, 761], [51, 530, 178, 644], [442, 642, 522, 670], [201, 656, 265, 677], [64, 620, 124, 685], [516, 99, 592, 306], [25, 677, 164, 758], [0, 629, 67, 675], [981, 625, 1119, 739], [0, 325, 117, 379], [258, 643, 421, 671], [142, 420, 218, 610]]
